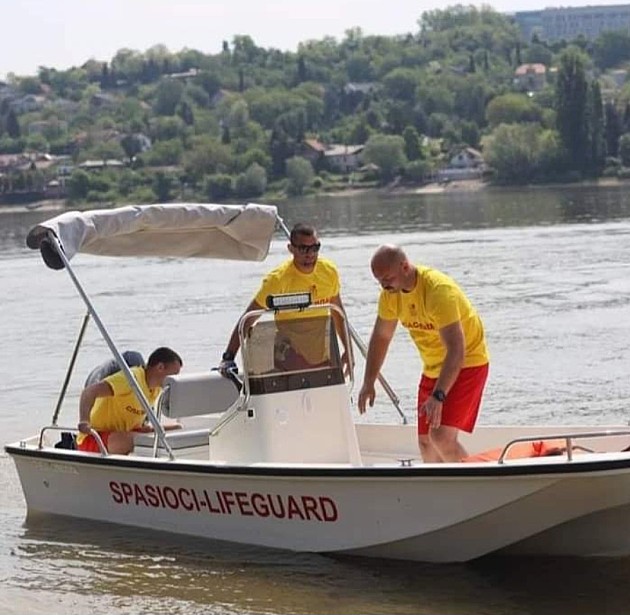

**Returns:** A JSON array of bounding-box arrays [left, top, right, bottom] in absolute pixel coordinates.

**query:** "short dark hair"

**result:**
[[290, 223, 317, 244], [147, 347, 183, 367]]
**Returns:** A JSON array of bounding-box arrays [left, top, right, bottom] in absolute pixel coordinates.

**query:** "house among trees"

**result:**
[[10, 94, 46, 114], [449, 147, 484, 169], [607, 69, 628, 88], [514, 63, 547, 92], [166, 68, 200, 81], [78, 159, 126, 171], [299, 138, 326, 165], [299, 140, 364, 173], [323, 145, 365, 173], [437, 147, 485, 181], [343, 82, 380, 96]]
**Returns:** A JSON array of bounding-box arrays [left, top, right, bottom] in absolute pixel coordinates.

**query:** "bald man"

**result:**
[[358, 245, 489, 462]]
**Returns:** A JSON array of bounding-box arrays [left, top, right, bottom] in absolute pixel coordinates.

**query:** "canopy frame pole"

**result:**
[[51, 310, 90, 426], [46, 231, 175, 459], [276, 215, 408, 425]]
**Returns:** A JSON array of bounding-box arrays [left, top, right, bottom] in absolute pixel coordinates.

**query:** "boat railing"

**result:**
[[208, 403, 249, 438], [497, 429, 630, 464], [38, 425, 108, 456], [238, 302, 351, 403]]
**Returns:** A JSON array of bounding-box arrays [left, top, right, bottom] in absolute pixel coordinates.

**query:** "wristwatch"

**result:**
[[222, 351, 235, 362], [432, 389, 447, 403]]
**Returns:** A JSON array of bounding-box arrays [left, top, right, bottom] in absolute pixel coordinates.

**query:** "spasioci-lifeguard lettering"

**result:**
[[109, 480, 339, 522]]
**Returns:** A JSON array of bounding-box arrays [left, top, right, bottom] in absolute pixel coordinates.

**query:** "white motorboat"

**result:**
[[6, 203, 630, 563]]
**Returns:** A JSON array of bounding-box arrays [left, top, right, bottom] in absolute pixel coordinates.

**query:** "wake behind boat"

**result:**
[[6, 203, 630, 563]]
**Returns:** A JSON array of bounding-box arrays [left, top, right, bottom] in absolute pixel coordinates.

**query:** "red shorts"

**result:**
[[417, 364, 489, 435], [77, 431, 110, 453]]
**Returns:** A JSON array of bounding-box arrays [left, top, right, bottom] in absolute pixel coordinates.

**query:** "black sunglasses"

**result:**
[[291, 242, 321, 254]]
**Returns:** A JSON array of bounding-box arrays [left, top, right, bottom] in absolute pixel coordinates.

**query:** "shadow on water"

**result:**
[[10, 515, 630, 615]]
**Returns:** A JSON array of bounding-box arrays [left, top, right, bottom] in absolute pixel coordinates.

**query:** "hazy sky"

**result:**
[[1, 0, 627, 79]]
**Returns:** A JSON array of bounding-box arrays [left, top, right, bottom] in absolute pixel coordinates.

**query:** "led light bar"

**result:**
[[266, 292, 312, 311]]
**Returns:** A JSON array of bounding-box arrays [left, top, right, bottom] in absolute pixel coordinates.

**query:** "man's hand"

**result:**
[[420, 396, 443, 429], [219, 359, 238, 377], [357, 382, 376, 414], [77, 421, 91, 434], [133, 424, 154, 433]]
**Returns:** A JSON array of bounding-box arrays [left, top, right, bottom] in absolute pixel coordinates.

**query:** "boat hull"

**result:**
[[9, 445, 630, 562]]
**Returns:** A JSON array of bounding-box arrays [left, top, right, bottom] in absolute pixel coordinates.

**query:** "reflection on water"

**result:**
[[281, 183, 630, 236], [11, 515, 630, 615], [4, 186, 630, 614]]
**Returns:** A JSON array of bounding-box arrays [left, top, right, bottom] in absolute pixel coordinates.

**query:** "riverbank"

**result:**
[[3, 176, 628, 213]]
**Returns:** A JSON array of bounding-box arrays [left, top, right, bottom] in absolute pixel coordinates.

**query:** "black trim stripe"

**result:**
[[7, 445, 630, 478]]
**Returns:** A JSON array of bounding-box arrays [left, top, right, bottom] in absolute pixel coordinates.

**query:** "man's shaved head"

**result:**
[[370, 244, 415, 292], [371, 244, 408, 274]]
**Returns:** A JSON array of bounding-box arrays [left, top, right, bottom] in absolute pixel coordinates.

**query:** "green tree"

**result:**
[[236, 147, 271, 173], [285, 156, 314, 195], [182, 136, 232, 182], [195, 71, 221, 99], [229, 99, 250, 130], [177, 100, 195, 125], [5, 109, 20, 138], [234, 162, 267, 197], [151, 116, 186, 141], [618, 133, 630, 166], [588, 80, 605, 172], [382, 68, 419, 103], [486, 93, 543, 127], [593, 30, 630, 70], [362, 134, 407, 182], [120, 134, 143, 163], [142, 139, 183, 166], [555, 48, 589, 172], [18, 76, 42, 95], [605, 102, 622, 157], [205, 173, 233, 200], [482, 123, 564, 183], [67, 169, 91, 200], [153, 79, 184, 115], [402, 125, 423, 161], [152, 171, 172, 201]]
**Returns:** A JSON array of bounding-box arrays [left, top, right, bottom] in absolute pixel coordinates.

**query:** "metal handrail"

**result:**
[[38, 425, 108, 456], [208, 403, 247, 438], [52, 311, 90, 426], [497, 429, 630, 464], [346, 321, 408, 424], [238, 302, 351, 401]]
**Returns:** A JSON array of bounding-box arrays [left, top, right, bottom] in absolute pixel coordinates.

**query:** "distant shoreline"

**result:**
[[2, 177, 628, 213]]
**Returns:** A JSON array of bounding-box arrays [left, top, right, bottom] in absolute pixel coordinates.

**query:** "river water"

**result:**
[[2, 184, 630, 614]]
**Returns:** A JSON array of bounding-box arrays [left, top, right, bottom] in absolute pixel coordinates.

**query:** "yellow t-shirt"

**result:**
[[378, 266, 489, 377], [254, 257, 340, 318], [76, 366, 160, 445], [254, 258, 341, 366]]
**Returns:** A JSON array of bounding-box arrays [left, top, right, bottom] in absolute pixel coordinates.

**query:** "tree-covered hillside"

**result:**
[[3, 4, 630, 204]]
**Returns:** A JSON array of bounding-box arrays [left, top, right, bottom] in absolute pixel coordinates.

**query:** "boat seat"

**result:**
[[159, 370, 241, 419], [135, 427, 212, 450]]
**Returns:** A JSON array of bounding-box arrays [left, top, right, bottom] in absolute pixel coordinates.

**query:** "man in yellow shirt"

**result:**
[[77, 347, 183, 454], [358, 245, 489, 462], [219, 223, 349, 373]]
